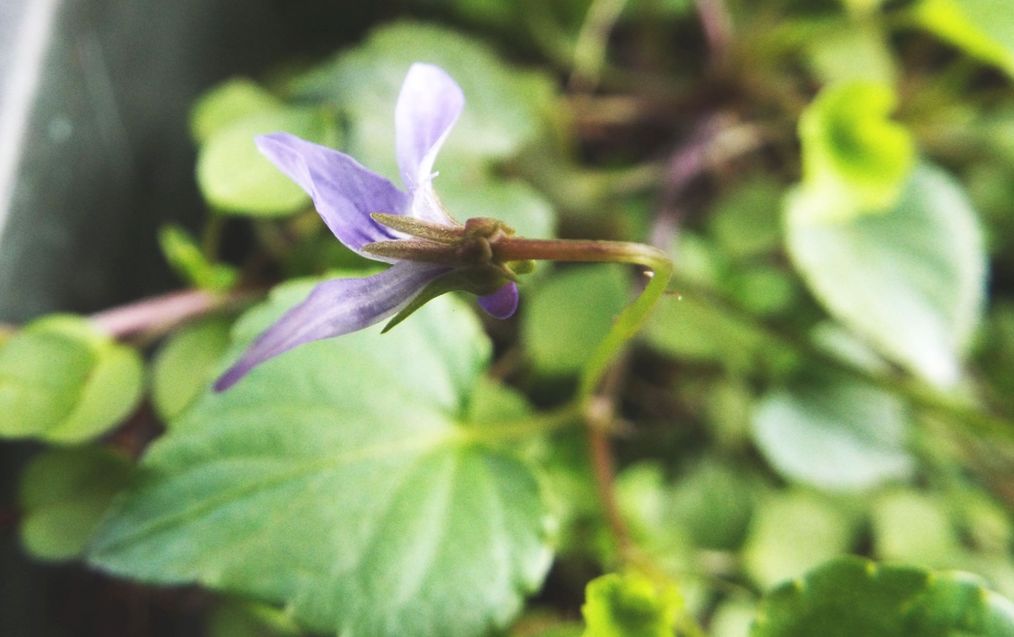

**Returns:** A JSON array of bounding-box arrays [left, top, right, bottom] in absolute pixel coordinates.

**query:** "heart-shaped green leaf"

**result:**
[[751, 557, 1014, 636], [786, 164, 987, 387], [197, 107, 338, 216], [19, 447, 134, 561], [581, 572, 682, 637], [752, 374, 914, 492], [88, 282, 553, 637]]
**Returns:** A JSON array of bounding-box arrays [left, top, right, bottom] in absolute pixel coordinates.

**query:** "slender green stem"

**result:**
[[493, 237, 705, 633], [494, 238, 674, 401], [463, 402, 583, 444], [579, 261, 671, 401], [518, 0, 684, 93], [570, 0, 630, 90]]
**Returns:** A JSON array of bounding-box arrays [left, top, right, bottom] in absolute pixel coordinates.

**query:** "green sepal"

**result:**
[[371, 213, 464, 243], [508, 259, 536, 275], [362, 239, 463, 263]]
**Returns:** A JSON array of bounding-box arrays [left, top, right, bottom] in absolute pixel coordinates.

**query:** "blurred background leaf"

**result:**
[[752, 557, 1014, 636], [196, 106, 339, 216], [18, 447, 133, 561], [0, 316, 143, 444], [1, 1, 1013, 634], [88, 282, 552, 637], [786, 164, 987, 388]]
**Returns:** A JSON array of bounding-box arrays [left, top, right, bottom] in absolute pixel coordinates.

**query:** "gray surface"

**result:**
[[0, 1, 387, 321], [0, 0, 31, 83], [0, 0, 60, 250]]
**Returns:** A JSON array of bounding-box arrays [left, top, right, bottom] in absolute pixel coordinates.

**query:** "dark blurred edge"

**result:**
[[0, 2, 395, 635]]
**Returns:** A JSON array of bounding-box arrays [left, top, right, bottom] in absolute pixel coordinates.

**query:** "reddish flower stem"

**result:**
[[89, 288, 258, 341], [494, 237, 666, 266], [589, 423, 632, 557], [694, 0, 733, 64], [585, 357, 634, 562]]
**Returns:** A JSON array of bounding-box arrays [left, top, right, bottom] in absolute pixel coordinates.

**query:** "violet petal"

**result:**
[[214, 262, 449, 391], [395, 63, 464, 218], [477, 282, 519, 319], [256, 133, 409, 259]]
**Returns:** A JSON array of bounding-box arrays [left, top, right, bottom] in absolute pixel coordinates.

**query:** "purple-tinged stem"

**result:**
[[694, 0, 733, 64], [584, 356, 634, 562], [90, 288, 257, 341]]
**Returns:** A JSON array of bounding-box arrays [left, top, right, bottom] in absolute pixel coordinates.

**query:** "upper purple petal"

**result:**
[[395, 63, 464, 204], [478, 282, 519, 319], [214, 262, 449, 391], [256, 133, 410, 259]]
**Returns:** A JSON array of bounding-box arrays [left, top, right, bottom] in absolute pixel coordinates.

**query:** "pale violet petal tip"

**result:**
[[213, 263, 449, 391], [478, 282, 519, 320], [213, 363, 249, 393], [395, 63, 465, 195], [255, 132, 409, 257]]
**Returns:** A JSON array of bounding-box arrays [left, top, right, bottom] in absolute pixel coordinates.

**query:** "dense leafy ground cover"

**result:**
[[2, 1, 1014, 635]]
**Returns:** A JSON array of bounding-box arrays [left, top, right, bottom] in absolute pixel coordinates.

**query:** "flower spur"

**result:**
[[214, 63, 524, 391]]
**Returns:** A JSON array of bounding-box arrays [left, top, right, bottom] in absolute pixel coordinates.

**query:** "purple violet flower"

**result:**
[[215, 63, 525, 391]]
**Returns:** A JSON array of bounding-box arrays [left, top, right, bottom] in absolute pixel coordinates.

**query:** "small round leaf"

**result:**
[[752, 557, 1014, 637]]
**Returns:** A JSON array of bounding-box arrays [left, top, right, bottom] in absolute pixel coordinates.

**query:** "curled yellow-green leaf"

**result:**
[[798, 81, 914, 221]]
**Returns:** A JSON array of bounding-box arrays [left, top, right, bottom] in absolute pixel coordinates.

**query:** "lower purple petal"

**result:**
[[214, 262, 449, 391], [478, 282, 519, 319]]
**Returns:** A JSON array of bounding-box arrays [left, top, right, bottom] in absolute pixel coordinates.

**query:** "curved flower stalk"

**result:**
[[215, 63, 673, 394], [215, 64, 523, 391]]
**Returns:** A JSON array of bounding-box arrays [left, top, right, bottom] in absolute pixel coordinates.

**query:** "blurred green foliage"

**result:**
[[581, 572, 683, 637], [150, 316, 232, 421], [2, 0, 1014, 635], [0, 315, 143, 443], [158, 225, 238, 291], [18, 447, 134, 561], [753, 557, 1014, 636], [89, 283, 551, 637]]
